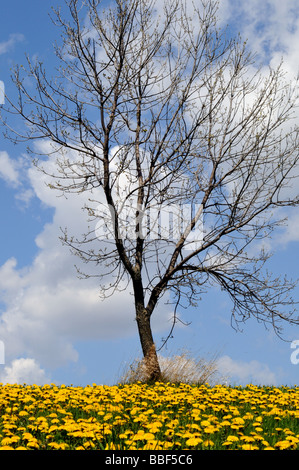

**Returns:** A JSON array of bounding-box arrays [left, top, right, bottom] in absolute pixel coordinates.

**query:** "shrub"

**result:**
[[119, 350, 222, 386]]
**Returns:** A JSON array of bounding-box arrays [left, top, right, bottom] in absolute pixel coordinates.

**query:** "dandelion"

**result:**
[[185, 437, 203, 446], [240, 436, 256, 443], [48, 442, 69, 450], [22, 432, 34, 441], [142, 441, 159, 450], [274, 440, 293, 450], [241, 444, 259, 450], [146, 421, 163, 433], [132, 430, 146, 441], [203, 439, 214, 447], [200, 420, 211, 427], [222, 435, 239, 447], [220, 420, 231, 427], [143, 433, 156, 440], [203, 425, 218, 434], [232, 417, 245, 426], [26, 440, 40, 449], [1, 437, 15, 446], [255, 427, 263, 433], [225, 435, 239, 442]]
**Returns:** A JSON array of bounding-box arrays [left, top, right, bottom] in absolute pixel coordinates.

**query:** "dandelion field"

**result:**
[[1, 382, 299, 451]]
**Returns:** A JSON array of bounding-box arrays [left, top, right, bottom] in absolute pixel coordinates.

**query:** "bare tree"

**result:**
[[2, 0, 299, 381]]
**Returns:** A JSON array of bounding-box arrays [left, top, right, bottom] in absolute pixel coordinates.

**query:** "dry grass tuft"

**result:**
[[119, 350, 223, 386]]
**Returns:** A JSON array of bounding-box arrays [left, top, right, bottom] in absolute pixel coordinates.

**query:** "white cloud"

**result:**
[[15, 188, 35, 206], [217, 355, 277, 385], [0, 358, 49, 385], [273, 211, 299, 246], [0, 151, 20, 187], [216, 0, 299, 257], [0, 143, 172, 383], [221, 0, 299, 77], [0, 33, 24, 55]]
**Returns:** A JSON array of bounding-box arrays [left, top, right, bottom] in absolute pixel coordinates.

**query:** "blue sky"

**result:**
[[0, 0, 299, 387]]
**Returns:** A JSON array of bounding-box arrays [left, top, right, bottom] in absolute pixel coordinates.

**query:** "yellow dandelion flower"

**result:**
[[232, 417, 245, 426], [189, 424, 200, 431], [241, 444, 259, 450], [275, 440, 293, 450], [1, 437, 14, 446], [48, 425, 59, 433], [48, 442, 64, 449], [142, 441, 159, 450], [83, 441, 96, 449], [203, 440, 214, 447], [143, 433, 156, 440], [220, 420, 231, 427], [253, 434, 265, 441], [225, 435, 239, 442], [22, 432, 34, 441], [240, 436, 256, 443], [146, 423, 162, 433], [105, 442, 124, 450], [203, 425, 218, 434], [185, 437, 203, 446], [132, 430, 146, 440], [103, 413, 113, 421], [200, 420, 210, 427], [26, 440, 40, 449]]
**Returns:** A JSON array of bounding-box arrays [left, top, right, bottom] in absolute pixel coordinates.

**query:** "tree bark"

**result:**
[[135, 302, 161, 382]]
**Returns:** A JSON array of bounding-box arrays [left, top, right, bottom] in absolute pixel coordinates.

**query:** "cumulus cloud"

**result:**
[[0, 33, 24, 55], [222, 0, 299, 76], [0, 151, 20, 187], [280, 213, 299, 244], [0, 144, 172, 383], [218, 0, 299, 255], [0, 358, 49, 385], [217, 355, 277, 386]]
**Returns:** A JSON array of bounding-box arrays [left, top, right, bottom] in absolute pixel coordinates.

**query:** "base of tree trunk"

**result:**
[[143, 343, 162, 383]]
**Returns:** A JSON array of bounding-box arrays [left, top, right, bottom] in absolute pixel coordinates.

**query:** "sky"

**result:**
[[0, 0, 299, 387]]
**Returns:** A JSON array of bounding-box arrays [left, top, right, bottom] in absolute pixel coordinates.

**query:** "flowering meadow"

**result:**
[[1, 382, 299, 450]]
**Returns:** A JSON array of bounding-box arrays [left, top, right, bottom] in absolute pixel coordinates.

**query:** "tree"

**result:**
[[2, 0, 299, 381]]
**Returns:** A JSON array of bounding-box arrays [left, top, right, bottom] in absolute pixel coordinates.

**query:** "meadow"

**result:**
[[1, 381, 299, 450]]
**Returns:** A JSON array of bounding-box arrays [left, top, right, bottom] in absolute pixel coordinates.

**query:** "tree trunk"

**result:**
[[135, 304, 162, 382]]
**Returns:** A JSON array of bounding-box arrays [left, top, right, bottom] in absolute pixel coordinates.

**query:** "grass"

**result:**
[[1, 356, 299, 450], [118, 351, 221, 386]]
